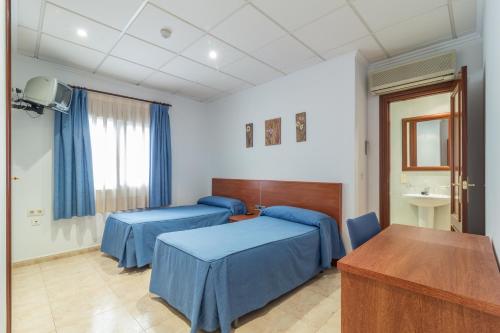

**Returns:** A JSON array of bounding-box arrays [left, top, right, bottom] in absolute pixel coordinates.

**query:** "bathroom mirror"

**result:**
[[402, 113, 450, 171]]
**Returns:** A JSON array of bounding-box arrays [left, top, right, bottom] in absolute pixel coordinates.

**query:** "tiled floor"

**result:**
[[12, 250, 341, 333]]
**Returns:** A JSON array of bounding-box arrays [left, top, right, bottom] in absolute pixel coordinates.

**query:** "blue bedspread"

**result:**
[[149, 215, 345, 333], [101, 204, 231, 268]]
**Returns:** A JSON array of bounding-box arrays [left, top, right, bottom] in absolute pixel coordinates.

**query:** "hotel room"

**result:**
[[1, 0, 499, 332]]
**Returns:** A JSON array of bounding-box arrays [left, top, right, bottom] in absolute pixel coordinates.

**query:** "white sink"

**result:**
[[403, 193, 450, 207], [403, 193, 450, 228]]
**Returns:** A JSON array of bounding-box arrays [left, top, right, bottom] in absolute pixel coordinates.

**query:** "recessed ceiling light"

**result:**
[[76, 28, 88, 38], [208, 50, 218, 60]]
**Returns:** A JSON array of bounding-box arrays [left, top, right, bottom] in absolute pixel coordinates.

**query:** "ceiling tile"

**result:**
[[142, 71, 193, 93], [350, 0, 448, 32], [127, 4, 204, 53], [176, 82, 221, 101], [250, 0, 346, 31], [17, 26, 38, 57], [161, 57, 218, 82], [452, 0, 477, 36], [197, 71, 249, 92], [375, 6, 452, 57], [151, 0, 245, 31], [112, 35, 176, 69], [182, 36, 245, 69], [211, 5, 286, 53], [322, 36, 386, 63], [18, 0, 42, 30], [294, 6, 369, 54], [281, 56, 322, 74], [97, 56, 154, 84], [251, 35, 317, 73], [222, 57, 283, 85], [38, 34, 105, 71], [42, 3, 120, 52], [48, 0, 143, 30], [161, 57, 246, 91]]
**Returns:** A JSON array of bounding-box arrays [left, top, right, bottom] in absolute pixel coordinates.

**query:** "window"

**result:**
[[88, 92, 150, 212]]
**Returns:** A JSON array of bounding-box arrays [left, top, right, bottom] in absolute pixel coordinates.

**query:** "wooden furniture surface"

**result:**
[[212, 178, 261, 214], [229, 214, 258, 223], [402, 113, 451, 171], [212, 178, 342, 230], [260, 180, 342, 228], [338, 224, 500, 333]]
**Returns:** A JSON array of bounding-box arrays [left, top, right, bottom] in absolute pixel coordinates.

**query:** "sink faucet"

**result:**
[[421, 186, 430, 196]]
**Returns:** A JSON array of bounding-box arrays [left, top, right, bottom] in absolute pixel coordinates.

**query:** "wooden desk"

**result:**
[[338, 224, 500, 333]]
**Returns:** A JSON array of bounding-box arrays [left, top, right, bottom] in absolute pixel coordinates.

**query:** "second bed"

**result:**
[[149, 205, 345, 333]]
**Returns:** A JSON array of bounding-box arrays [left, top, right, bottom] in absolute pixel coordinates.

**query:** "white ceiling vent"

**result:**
[[369, 52, 456, 95]]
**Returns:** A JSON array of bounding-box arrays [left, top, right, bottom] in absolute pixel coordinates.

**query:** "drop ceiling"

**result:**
[[15, 0, 479, 102]]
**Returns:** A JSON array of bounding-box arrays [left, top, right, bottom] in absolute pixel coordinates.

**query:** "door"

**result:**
[[450, 66, 468, 232]]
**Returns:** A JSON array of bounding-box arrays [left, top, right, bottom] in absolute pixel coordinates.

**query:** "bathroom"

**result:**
[[390, 92, 452, 231]]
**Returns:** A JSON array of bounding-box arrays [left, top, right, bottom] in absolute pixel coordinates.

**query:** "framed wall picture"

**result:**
[[265, 117, 281, 146], [296, 112, 306, 142], [246, 123, 253, 148]]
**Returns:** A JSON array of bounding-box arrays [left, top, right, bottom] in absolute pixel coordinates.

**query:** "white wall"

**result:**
[[11, 55, 210, 262], [389, 94, 451, 230], [206, 51, 367, 250], [367, 35, 485, 219], [1, 2, 7, 331], [483, 0, 500, 253]]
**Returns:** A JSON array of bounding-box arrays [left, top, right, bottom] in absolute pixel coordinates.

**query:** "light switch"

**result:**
[[400, 173, 408, 184]]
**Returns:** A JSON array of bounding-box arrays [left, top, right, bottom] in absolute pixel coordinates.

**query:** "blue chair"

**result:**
[[347, 212, 381, 250]]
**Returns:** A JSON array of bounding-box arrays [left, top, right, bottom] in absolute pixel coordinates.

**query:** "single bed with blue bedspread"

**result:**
[[149, 206, 345, 333], [100, 196, 246, 268]]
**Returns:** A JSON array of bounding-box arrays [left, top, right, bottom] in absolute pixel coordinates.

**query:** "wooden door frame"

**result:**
[[379, 81, 456, 229], [5, 0, 11, 332]]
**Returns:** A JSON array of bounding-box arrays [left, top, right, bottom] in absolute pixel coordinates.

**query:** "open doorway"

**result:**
[[379, 68, 484, 235], [391, 92, 452, 230]]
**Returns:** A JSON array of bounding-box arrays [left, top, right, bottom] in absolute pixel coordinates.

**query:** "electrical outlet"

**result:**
[[31, 218, 41, 227], [27, 208, 44, 217]]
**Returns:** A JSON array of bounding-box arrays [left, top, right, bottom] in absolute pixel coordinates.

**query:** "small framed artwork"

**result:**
[[296, 112, 306, 142], [246, 123, 253, 148], [265, 117, 281, 146]]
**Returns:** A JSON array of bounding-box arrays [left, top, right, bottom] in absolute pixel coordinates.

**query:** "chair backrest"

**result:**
[[347, 212, 381, 250]]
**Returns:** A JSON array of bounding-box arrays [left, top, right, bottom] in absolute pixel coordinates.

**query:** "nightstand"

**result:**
[[229, 214, 257, 223]]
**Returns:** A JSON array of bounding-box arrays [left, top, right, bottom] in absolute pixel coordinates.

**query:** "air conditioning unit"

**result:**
[[368, 52, 456, 95]]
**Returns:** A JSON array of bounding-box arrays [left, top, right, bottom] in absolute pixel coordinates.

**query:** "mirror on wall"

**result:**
[[402, 113, 450, 171]]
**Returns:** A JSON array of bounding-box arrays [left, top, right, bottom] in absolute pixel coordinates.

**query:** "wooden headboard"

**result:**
[[212, 178, 342, 229], [212, 178, 261, 214]]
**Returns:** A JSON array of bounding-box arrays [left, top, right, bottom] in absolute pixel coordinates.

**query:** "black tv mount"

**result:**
[[11, 87, 45, 115]]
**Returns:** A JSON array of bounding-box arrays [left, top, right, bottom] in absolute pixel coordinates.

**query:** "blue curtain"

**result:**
[[53, 89, 95, 220], [149, 104, 172, 207]]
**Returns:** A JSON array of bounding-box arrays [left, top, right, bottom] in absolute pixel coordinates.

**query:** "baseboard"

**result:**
[[12, 245, 101, 268]]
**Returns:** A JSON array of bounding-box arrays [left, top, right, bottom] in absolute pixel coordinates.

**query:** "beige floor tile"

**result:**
[[12, 252, 343, 333], [125, 295, 182, 330], [12, 288, 50, 308], [55, 307, 143, 333], [302, 294, 340, 330], [145, 313, 191, 333], [12, 264, 42, 278], [316, 309, 341, 333], [51, 289, 123, 327], [278, 287, 327, 320], [12, 306, 55, 333]]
